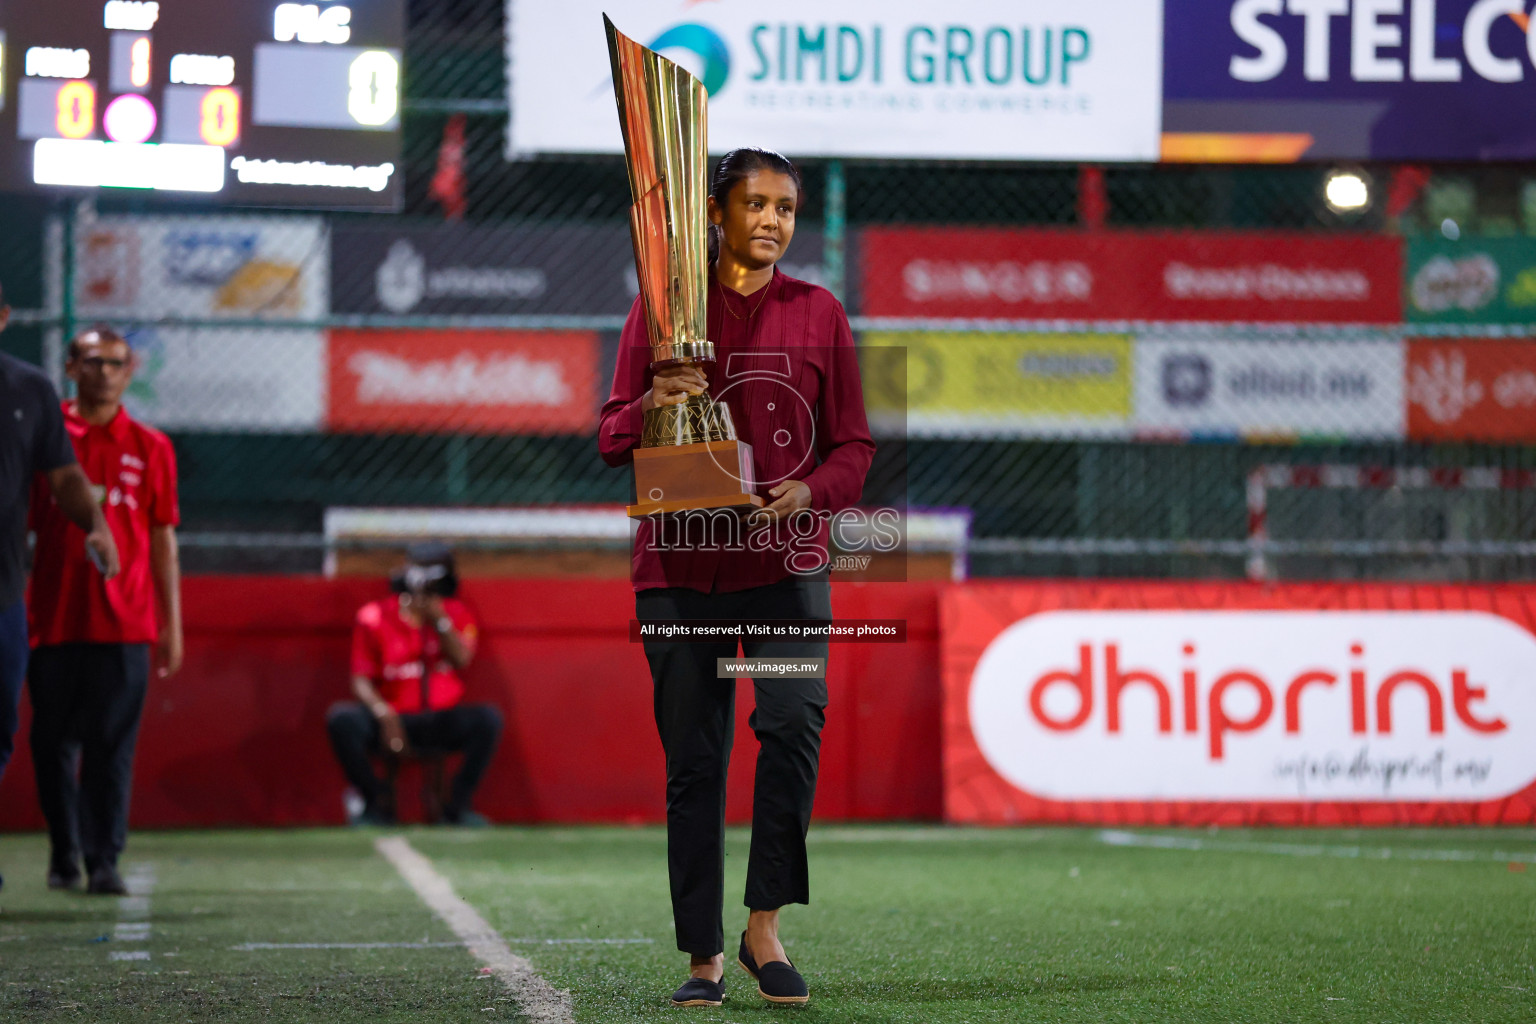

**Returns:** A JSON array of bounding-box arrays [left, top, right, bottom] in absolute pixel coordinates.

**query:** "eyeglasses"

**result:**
[[78, 357, 129, 371]]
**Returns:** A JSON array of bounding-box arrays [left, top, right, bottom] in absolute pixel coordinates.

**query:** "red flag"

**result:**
[[429, 114, 467, 221], [1077, 165, 1107, 230], [1386, 165, 1430, 220]]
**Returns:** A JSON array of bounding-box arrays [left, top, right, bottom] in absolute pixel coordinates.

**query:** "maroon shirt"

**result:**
[[599, 268, 875, 593]]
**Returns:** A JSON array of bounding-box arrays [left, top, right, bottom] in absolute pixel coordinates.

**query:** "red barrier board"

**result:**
[[0, 578, 943, 829], [943, 582, 1536, 827], [328, 329, 599, 433], [1407, 340, 1536, 442], [861, 229, 1403, 323]]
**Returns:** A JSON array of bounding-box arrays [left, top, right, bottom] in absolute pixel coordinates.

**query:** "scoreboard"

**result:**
[[0, 0, 403, 209]]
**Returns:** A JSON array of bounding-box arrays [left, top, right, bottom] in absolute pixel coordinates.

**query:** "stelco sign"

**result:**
[[967, 610, 1536, 802], [1227, 0, 1536, 84], [1164, 1, 1536, 159], [508, 0, 1163, 161]]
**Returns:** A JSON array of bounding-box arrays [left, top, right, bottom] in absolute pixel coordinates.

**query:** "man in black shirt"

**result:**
[[0, 283, 121, 893]]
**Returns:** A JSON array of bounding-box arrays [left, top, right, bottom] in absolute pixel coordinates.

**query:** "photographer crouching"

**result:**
[[325, 542, 502, 826]]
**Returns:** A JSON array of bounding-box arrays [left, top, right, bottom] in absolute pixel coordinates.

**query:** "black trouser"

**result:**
[[27, 642, 151, 874], [325, 702, 503, 817], [637, 572, 832, 958], [0, 599, 29, 783]]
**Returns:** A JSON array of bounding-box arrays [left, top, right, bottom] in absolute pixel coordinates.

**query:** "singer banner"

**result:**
[[861, 228, 1403, 322]]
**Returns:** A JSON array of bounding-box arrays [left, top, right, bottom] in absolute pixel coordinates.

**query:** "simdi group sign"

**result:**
[[944, 583, 1536, 826], [508, 0, 1165, 161]]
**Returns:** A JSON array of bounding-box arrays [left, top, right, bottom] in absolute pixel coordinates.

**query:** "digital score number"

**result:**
[[0, 0, 404, 209]]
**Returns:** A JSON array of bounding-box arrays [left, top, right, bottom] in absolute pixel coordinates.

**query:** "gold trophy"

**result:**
[[605, 15, 764, 519]]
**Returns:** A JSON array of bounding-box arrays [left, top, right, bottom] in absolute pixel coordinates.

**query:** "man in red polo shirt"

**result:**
[[27, 326, 182, 896], [325, 543, 502, 826]]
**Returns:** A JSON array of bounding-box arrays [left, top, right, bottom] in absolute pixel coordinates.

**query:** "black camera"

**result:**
[[389, 542, 459, 598]]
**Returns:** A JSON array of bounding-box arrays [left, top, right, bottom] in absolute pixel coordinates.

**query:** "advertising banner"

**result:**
[[508, 0, 1164, 161], [1134, 337, 1404, 440], [943, 582, 1536, 826], [331, 221, 828, 317], [1407, 339, 1536, 442], [123, 328, 326, 431], [1163, 1, 1536, 161], [75, 215, 328, 321], [330, 222, 635, 316], [860, 228, 1403, 323], [862, 331, 1132, 438], [1406, 237, 1536, 325], [328, 329, 600, 433]]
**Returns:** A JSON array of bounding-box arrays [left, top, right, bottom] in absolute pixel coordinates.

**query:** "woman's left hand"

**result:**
[[749, 479, 813, 528]]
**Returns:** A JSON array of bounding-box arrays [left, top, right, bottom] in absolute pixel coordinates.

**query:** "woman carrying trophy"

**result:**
[[597, 22, 875, 1008]]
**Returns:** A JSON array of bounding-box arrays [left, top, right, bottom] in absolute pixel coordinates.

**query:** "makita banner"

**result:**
[[327, 329, 600, 433], [861, 228, 1403, 322], [943, 582, 1536, 826], [1164, 1, 1536, 160]]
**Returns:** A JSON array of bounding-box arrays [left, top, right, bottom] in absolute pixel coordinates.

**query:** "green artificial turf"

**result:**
[[0, 831, 490, 1022], [3, 826, 1534, 1023]]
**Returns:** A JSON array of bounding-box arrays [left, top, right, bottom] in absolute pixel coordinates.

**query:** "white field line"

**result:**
[[376, 825, 1536, 845], [811, 827, 1056, 843], [110, 865, 157, 964], [1098, 830, 1536, 864], [510, 937, 654, 945], [232, 938, 653, 951], [814, 825, 1536, 843], [235, 941, 468, 951], [375, 836, 574, 1024]]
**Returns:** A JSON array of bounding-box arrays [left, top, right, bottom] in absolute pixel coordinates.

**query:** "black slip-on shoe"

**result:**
[[86, 865, 128, 896], [47, 865, 81, 890], [669, 976, 725, 1007], [442, 809, 490, 828], [347, 805, 396, 828], [737, 932, 809, 1005]]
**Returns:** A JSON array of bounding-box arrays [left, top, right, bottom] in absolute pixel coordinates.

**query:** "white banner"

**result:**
[[123, 328, 325, 431], [507, 0, 1163, 161], [1134, 337, 1405, 440], [969, 611, 1536, 802], [75, 214, 329, 322]]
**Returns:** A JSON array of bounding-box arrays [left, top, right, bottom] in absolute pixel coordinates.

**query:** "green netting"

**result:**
[[3, 0, 1536, 579]]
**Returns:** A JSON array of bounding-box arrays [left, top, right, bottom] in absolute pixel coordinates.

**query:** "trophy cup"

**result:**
[[605, 15, 764, 520]]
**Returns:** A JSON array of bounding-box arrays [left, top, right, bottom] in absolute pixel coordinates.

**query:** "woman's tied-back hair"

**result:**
[[708, 148, 803, 263]]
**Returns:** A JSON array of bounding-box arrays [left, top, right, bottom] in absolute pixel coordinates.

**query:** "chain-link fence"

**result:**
[[4, 0, 1536, 580]]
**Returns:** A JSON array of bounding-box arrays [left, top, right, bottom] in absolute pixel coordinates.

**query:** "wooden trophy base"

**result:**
[[627, 439, 765, 519]]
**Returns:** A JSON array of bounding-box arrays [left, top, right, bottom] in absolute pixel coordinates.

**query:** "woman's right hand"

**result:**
[[642, 365, 709, 412]]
